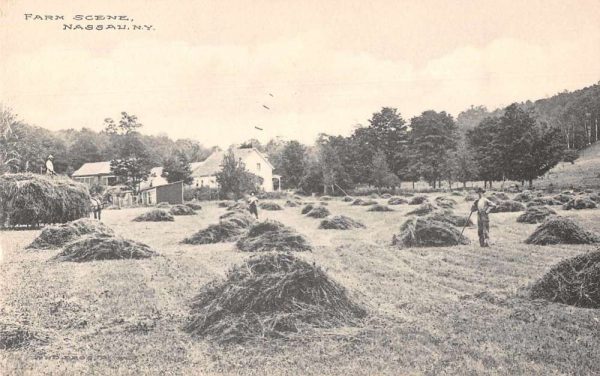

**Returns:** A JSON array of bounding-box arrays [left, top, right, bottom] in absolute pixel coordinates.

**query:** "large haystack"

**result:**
[[306, 206, 331, 218], [367, 204, 393, 212], [563, 197, 597, 210], [184, 253, 366, 343], [170, 204, 196, 216], [52, 234, 158, 262], [408, 195, 428, 205], [435, 196, 456, 209], [0, 321, 46, 349], [388, 197, 408, 205], [530, 250, 600, 308], [185, 201, 203, 210], [527, 197, 561, 207], [517, 206, 557, 224], [427, 210, 473, 227], [219, 210, 257, 228], [525, 216, 600, 245], [259, 201, 283, 211], [183, 221, 245, 244], [0, 173, 90, 227], [236, 221, 312, 252], [392, 217, 470, 248], [27, 218, 114, 250], [406, 203, 438, 216], [490, 200, 526, 213], [319, 215, 366, 230], [132, 209, 174, 222], [301, 204, 314, 214]]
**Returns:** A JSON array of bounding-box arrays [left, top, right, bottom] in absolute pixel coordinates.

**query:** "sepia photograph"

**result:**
[[1, 0, 600, 374]]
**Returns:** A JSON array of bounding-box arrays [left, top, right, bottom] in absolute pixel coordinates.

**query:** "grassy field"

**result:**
[[1, 194, 600, 375]]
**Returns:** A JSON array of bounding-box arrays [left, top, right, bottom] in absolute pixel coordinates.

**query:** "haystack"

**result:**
[[342, 196, 354, 202], [52, 234, 158, 262], [406, 203, 438, 216], [0, 173, 90, 227], [451, 191, 464, 196], [388, 197, 408, 205], [351, 198, 365, 206], [359, 199, 378, 206], [367, 204, 393, 212], [392, 217, 470, 247], [27, 218, 114, 250], [259, 201, 283, 211], [285, 200, 298, 207], [218, 201, 235, 208], [408, 195, 428, 205], [319, 195, 333, 201], [185, 201, 203, 210], [319, 201, 329, 206], [490, 192, 510, 201], [184, 253, 366, 343], [553, 193, 573, 203], [306, 206, 331, 218], [236, 221, 312, 252], [0, 321, 46, 349], [530, 250, 600, 308], [319, 215, 366, 230], [369, 193, 380, 199], [525, 216, 600, 245], [132, 209, 174, 222], [301, 204, 314, 214], [156, 202, 171, 208], [219, 210, 256, 228], [170, 204, 196, 216], [563, 197, 597, 210], [227, 201, 248, 211], [464, 192, 478, 201], [435, 196, 456, 209], [527, 197, 561, 207], [183, 221, 245, 244], [516, 206, 557, 224], [427, 210, 473, 227], [514, 191, 534, 202], [490, 200, 526, 213], [381, 193, 392, 199]]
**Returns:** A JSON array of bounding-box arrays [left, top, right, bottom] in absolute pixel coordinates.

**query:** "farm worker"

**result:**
[[90, 196, 102, 220], [470, 187, 497, 247], [45, 155, 55, 175], [247, 192, 259, 219]]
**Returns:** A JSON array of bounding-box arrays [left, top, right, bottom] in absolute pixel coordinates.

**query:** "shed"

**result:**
[[139, 181, 184, 205]]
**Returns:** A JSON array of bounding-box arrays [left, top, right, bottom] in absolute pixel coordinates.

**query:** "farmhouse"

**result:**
[[72, 161, 116, 186], [190, 147, 279, 192]]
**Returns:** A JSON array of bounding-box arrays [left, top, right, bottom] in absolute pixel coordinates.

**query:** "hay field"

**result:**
[[1, 195, 600, 375]]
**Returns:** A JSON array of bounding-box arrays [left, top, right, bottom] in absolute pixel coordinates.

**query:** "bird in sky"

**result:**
[[262, 105, 270, 110], [268, 93, 274, 97], [254, 126, 263, 131]]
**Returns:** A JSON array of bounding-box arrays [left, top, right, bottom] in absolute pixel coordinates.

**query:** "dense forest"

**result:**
[[1, 82, 599, 193]]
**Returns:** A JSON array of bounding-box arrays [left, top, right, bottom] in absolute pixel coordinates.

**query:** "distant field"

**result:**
[[1, 195, 600, 375], [539, 142, 600, 189]]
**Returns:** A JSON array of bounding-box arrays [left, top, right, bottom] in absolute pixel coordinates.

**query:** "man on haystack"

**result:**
[[45, 155, 55, 176], [470, 187, 497, 247]]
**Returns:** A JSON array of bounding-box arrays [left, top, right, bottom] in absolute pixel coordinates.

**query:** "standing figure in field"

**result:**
[[90, 196, 103, 221], [470, 187, 497, 247], [247, 192, 259, 219], [45, 155, 55, 176]]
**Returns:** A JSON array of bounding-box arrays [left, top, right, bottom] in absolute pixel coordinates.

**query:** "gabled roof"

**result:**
[[139, 167, 169, 190], [191, 148, 273, 177], [72, 161, 112, 177]]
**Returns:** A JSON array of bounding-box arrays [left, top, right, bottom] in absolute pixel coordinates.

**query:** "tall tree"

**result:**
[[215, 149, 261, 199], [162, 150, 193, 184], [279, 140, 307, 189]]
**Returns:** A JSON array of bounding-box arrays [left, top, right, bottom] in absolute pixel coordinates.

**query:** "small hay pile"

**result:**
[[319, 201, 329, 206], [490, 200, 526, 213], [342, 196, 354, 202], [236, 221, 312, 252], [132, 209, 174, 222], [227, 201, 248, 211], [219, 210, 256, 228], [563, 197, 597, 210], [0, 173, 91, 227], [369, 193, 380, 199], [409, 195, 428, 205], [490, 192, 510, 201], [406, 203, 438, 216], [156, 202, 171, 208], [525, 216, 600, 245], [514, 191, 534, 202], [183, 221, 245, 244], [184, 253, 366, 343], [52, 234, 158, 262], [435, 196, 456, 209], [218, 201, 235, 208], [359, 199, 378, 206], [427, 210, 473, 227], [381, 193, 392, 199], [367, 204, 393, 212], [285, 200, 298, 207], [259, 201, 283, 211], [27, 218, 114, 250], [527, 197, 561, 207], [388, 197, 408, 205], [185, 201, 203, 210], [451, 191, 464, 196], [351, 198, 365, 206], [464, 192, 478, 201], [301, 204, 314, 214], [392, 217, 470, 247], [0, 321, 46, 349], [517, 206, 557, 224], [319, 195, 333, 201], [529, 250, 600, 308], [306, 206, 331, 218], [170, 204, 197, 216], [319, 215, 366, 230], [553, 193, 573, 203]]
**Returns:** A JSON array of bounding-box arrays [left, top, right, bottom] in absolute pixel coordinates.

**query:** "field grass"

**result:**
[[1, 195, 600, 375]]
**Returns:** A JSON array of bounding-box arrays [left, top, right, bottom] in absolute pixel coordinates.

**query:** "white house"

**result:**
[[190, 148, 277, 192], [72, 161, 116, 186]]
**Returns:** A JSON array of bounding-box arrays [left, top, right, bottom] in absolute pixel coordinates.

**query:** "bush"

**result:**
[[525, 216, 600, 245], [27, 218, 114, 250], [169, 204, 196, 216], [184, 186, 220, 201], [132, 209, 174, 222], [516, 206, 557, 224], [0, 173, 90, 227], [184, 253, 366, 343], [236, 221, 312, 252], [319, 215, 366, 230], [52, 234, 158, 262], [393, 217, 470, 247]]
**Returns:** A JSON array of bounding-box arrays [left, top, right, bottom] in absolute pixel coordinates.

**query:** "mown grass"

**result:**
[[1, 195, 600, 375]]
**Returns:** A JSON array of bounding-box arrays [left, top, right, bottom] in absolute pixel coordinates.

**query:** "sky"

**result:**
[[1, 0, 599, 148]]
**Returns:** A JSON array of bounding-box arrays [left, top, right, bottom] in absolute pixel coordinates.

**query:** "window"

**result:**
[[257, 163, 261, 171]]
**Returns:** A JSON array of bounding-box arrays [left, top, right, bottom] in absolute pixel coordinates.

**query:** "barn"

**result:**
[[139, 181, 184, 205]]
